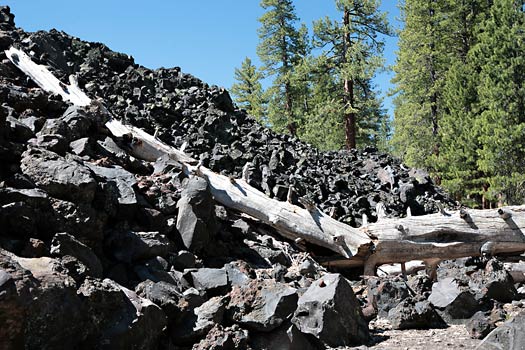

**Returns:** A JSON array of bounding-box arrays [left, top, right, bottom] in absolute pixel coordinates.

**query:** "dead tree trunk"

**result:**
[[6, 47, 525, 275]]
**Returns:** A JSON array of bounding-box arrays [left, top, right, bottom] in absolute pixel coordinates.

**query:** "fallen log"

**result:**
[[4, 47, 371, 259], [7, 47, 525, 274], [105, 118, 374, 258], [327, 207, 525, 274]]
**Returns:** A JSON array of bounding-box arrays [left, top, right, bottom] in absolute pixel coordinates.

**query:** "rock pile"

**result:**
[[1, 6, 524, 350]]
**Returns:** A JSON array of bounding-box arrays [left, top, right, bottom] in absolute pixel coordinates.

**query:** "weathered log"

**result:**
[[5, 47, 91, 106], [326, 207, 525, 274], [7, 46, 525, 274], [4, 47, 371, 258], [106, 119, 373, 258]]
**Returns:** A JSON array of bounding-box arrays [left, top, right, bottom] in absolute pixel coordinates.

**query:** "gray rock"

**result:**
[[192, 324, 249, 350], [49, 198, 106, 243], [428, 276, 480, 323], [387, 297, 445, 330], [6, 115, 34, 142], [0, 250, 86, 350], [367, 276, 410, 317], [106, 231, 173, 263], [86, 163, 137, 207], [471, 259, 518, 303], [409, 168, 431, 185], [194, 296, 229, 333], [377, 165, 395, 188], [79, 278, 167, 350], [170, 295, 229, 345], [38, 106, 92, 143], [97, 136, 128, 158], [50, 232, 102, 278], [135, 280, 184, 322], [169, 250, 196, 271], [0, 6, 15, 29], [467, 311, 497, 339], [176, 177, 217, 252], [69, 137, 92, 156], [292, 273, 369, 347], [249, 322, 323, 350], [19, 115, 45, 133], [476, 311, 525, 350], [20, 148, 97, 203], [191, 268, 229, 295], [152, 153, 183, 174], [228, 278, 298, 332], [134, 264, 181, 285], [224, 261, 251, 286], [28, 134, 68, 154], [245, 240, 292, 267], [0, 187, 48, 206]]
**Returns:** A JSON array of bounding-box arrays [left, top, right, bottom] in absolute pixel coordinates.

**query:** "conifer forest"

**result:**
[[231, 0, 525, 208]]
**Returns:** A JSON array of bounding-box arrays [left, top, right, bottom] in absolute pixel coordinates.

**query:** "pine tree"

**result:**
[[473, 0, 525, 205], [391, 0, 450, 174], [299, 55, 346, 150], [230, 57, 266, 122], [257, 0, 307, 136], [436, 0, 488, 205], [306, 0, 391, 150], [393, 0, 525, 206]]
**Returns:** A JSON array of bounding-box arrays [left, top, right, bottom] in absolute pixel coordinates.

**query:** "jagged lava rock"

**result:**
[[20, 148, 97, 203], [228, 278, 298, 332], [476, 311, 525, 350], [387, 297, 446, 330], [176, 177, 217, 252], [292, 273, 369, 347]]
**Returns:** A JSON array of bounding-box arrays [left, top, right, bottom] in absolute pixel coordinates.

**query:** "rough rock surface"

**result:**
[[292, 273, 369, 347], [388, 297, 445, 330], [176, 177, 217, 252], [228, 278, 299, 332], [476, 311, 525, 350]]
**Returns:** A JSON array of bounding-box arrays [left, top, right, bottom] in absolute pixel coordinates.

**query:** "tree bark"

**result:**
[[343, 8, 356, 150]]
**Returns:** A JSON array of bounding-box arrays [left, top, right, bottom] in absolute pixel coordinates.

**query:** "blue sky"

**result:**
[[3, 0, 401, 116]]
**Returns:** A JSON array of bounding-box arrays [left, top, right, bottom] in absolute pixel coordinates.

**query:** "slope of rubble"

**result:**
[[1, 6, 524, 350]]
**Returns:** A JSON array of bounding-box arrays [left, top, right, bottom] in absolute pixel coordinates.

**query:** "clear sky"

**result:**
[[3, 0, 401, 117]]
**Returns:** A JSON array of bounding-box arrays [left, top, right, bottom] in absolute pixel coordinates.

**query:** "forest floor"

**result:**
[[347, 319, 482, 350]]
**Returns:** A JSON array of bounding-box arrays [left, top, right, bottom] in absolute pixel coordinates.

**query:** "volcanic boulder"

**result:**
[[228, 278, 298, 332], [292, 273, 369, 347], [20, 148, 97, 203], [176, 177, 217, 252]]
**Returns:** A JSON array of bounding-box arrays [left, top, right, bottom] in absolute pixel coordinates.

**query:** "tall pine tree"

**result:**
[[473, 0, 525, 205], [306, 0, 391, 149], [257, 0, 307, 136], [393, 0, 525, 206], [436, 0, 488, 205], [230, 57, 266, 122], [391, 0, 450, 175]]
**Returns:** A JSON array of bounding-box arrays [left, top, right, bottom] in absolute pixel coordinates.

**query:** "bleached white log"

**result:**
[[104, 119, 196, 165], [5, 47, 91, 106], [326, 206, 525, 272], [104, 120, 374, 257]]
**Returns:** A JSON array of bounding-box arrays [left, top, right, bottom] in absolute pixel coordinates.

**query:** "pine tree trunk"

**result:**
[[429, 1, 441, 184], [343, 8, 356, 150], [344, 79, 356, 149], [285, 81, 296, 137], [280, 17, 296, 138]]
